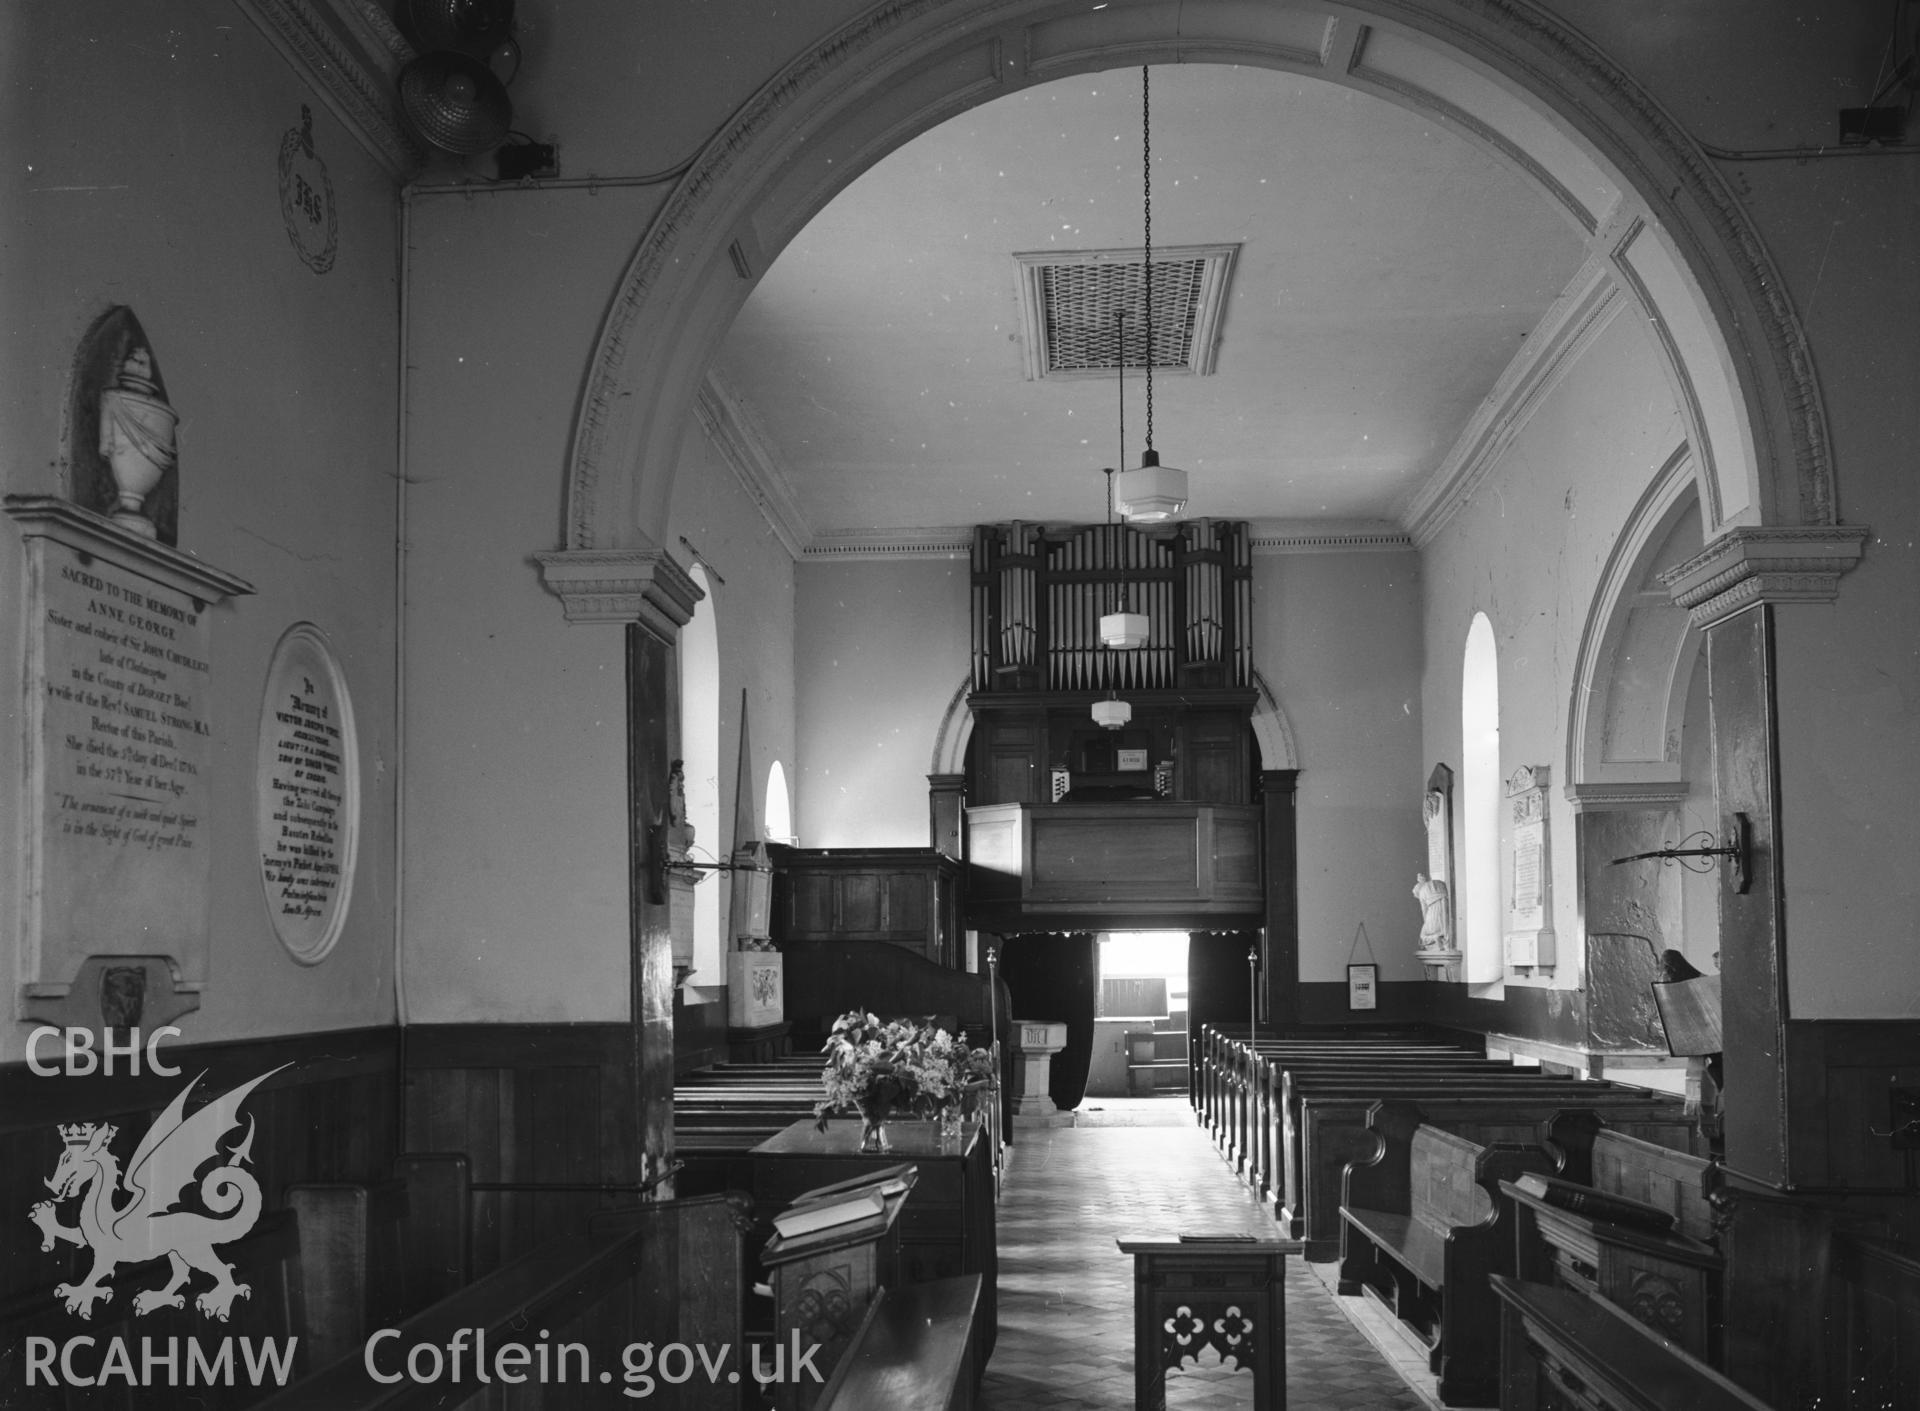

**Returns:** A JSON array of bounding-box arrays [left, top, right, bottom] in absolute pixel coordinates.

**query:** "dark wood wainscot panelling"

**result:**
[[965, 802, 1262, 931], [1783, 1019, 1920, 1199], [1832, 1230, 1920, 1409], [402, 1023, 642, 1277], [772, 847, 961, 967]]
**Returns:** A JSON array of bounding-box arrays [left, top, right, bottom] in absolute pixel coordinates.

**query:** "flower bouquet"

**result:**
[[814, 1009, 995, 1151]]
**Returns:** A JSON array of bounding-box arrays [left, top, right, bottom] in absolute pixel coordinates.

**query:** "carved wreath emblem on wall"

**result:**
[[278, 105, 338, 274]]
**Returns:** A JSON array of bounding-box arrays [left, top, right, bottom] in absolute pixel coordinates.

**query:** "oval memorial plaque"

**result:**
[[255, 623, 358, 963]]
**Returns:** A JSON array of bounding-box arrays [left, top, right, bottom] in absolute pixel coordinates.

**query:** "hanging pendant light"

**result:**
[[1097, 345, 1149, 651], [1091, 695, 1133, 730], [1098, 608, 1149, 650], [1115, 65, 1189, 524]]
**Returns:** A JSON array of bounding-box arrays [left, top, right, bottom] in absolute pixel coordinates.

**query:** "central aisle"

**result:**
[[977, 1113, 1428, 1410]]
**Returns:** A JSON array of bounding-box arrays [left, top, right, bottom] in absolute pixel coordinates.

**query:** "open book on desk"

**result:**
[[771, 1187, 889, 1240]]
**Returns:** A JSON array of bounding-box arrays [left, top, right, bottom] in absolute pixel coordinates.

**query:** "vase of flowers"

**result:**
[[814, 1009, 994, 1153]]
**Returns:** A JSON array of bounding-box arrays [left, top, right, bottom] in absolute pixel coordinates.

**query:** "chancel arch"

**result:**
[[558, 0, 1832, 558]]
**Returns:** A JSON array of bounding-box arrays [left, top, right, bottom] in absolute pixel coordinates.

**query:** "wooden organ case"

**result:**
[[963, 519, 1266, 932]]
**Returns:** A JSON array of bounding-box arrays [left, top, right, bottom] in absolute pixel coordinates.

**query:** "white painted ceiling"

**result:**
[[710, 64, 1588, 538]]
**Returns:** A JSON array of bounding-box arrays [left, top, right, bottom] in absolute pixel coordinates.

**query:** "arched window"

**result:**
[[765, 759, 794, 845], [681, 565, 722, 985], [1461, 613, 1503, 993]]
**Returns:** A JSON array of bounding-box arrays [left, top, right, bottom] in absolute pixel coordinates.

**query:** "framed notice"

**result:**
[[1347, 963, 1378, 1011], [256, 623, 359, 964], [1116, 747, 1149, 772]]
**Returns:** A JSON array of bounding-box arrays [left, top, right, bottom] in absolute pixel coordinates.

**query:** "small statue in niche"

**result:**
[[1413, 872, 1452, 952], [96, 342, 178, 539]]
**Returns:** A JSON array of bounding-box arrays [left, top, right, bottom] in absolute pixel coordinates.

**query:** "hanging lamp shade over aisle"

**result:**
[[1099, 607, 1150, 649], [1091, 696, 1133, 730], [1116, 450, 1187, 522], [1098, 464, 1150, 649]]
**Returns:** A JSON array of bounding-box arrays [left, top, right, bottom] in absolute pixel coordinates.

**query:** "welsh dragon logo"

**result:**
[[30, 1066, 285, 1321]]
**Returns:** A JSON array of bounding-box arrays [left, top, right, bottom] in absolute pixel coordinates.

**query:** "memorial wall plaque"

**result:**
[[1416, 763, 1460, 978], [7, 497, 251, 995], [1505, 764, 1556, 969], [255, 622, 359, 963]]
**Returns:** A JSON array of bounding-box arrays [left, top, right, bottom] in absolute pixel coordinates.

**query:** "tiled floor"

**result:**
[[979, 1106, 1432, 1410]]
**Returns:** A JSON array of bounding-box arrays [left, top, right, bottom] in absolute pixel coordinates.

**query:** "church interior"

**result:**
[[3, 2, 1917, 1408]]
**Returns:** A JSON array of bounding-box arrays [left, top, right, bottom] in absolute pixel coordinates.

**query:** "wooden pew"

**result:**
[[1197, 1026, 1476, 1158], [1297, 1090, 1694, 1258], [286, 1153, 471, 1370], [1491, 1275, 1775, 1411], [1337, 1101, 1558, 1407], [750, 1118, 997, 1387], [676, 1061, 829, 1197], [1500, 1166, 1723, 1379], [1578, 1127, 1717, 1242], [1200, 1030, 1483, 1177], [1214, 1037, 1488, 1176], [761, 1166, 915, 1411], [1281, 1075, 1681, 1241], [1256, 1054, 1533, 1203], [254, 1191, 751, 1411], [1493, 1124, 1725, 1409], [814, 1275, 983, 1411]]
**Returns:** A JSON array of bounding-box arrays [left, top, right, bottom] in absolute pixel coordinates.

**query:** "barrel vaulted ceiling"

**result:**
[[707, 64, 1590, 548]]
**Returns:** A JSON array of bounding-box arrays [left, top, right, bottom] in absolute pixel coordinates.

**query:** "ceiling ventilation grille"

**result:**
[[1015, 244, 1238, 381]]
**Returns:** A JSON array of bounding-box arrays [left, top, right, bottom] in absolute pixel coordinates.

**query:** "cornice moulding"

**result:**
[[802, 528, 974, 560], [1247, 520, 1413, 554], [232, 0, 423, 180], [533, 546, 704, 632], [802, 521, 1414, 560], [4, 496, 255, 602], [1660, 524, 1870, 626], [1564, 780, 1691, 811]]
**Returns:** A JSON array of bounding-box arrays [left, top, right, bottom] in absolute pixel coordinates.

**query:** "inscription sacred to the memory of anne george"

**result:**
[[33, 542, 215, 980]]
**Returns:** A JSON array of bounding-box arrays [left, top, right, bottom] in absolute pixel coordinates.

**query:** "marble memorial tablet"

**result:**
[[30, 543, 216, 980], [256, 623, 359, 963], [8, 497, 251, 996]]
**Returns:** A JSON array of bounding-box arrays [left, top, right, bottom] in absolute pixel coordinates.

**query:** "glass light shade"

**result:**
[[1091, 697, 1132, 730], [1115, 449, 1188, 523], [1099, 610, 1149, 650]]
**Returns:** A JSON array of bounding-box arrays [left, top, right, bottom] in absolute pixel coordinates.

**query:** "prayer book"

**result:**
[[771, 1188, 888, 1239], [1512, 1172, 1676, 1233]]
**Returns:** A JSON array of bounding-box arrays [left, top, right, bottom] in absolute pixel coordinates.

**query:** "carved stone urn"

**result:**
[[97, 347, 177, 538]]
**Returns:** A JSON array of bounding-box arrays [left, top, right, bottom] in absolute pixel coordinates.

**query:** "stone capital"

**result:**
[[1661, 525, 1869, 627], [533, 544, 703, 636]]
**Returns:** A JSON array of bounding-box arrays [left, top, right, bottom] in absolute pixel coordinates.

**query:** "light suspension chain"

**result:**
[[1142, 63, 1153, 454]]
